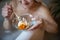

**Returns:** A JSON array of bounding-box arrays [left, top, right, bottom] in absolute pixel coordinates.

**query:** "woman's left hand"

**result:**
[[28, 19, 43, 31]]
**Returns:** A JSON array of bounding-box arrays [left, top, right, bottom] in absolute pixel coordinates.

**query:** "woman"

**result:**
[[2, 0, 58, 40]]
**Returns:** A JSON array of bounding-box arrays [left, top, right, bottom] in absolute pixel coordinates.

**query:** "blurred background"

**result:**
[[0, 0, 60, 40]]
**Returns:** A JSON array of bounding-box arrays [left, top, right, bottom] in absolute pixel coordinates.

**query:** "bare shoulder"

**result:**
[[39, 4, 50, 15], [37, 3, 52, 18]]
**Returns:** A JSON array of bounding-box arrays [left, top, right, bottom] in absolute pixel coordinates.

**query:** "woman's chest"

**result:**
[[16, 10, 41, 19]]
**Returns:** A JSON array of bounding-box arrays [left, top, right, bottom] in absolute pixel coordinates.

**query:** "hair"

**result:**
[[11, 0, 41, 7], [49, 0, 60, 35], [33, 0, 41, 5], [11, 0, 42, 13]]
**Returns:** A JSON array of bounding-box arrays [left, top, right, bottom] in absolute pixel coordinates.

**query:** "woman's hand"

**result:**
[[28, 18, 43, 31], [2, 3, 13, 18]]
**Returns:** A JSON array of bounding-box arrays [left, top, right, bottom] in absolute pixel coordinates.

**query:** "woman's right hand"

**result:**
[[2, 3, 13, 18]]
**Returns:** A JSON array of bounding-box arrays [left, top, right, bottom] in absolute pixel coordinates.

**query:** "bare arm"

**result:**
[[39, 5, 58, 33], [2, 2, 15, 28]]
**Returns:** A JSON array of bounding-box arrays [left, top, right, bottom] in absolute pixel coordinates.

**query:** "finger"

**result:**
[[7, 5, 13, 12], [8, 9, 12, 14], [28, 21, 42, 30], [28, 22, 40, 30], [2, 7, 8, 11], [6, 5, 12, 10], [2, 10, 8, 17], [8, 9, 13, 17], [2, 2, 8, 8], [4, 2, 8, 7], [6, 9, 12, 17], [4, 3, 12, 9], [2, 7, 8, 13], [8, 9, 13, 13]]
